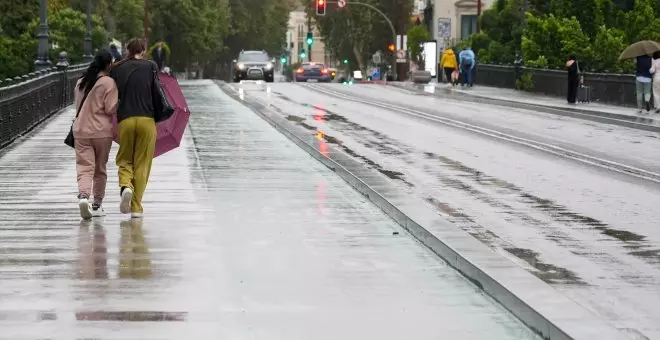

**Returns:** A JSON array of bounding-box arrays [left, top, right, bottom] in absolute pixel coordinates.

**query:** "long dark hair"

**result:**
[[112, 38, 147, 68], [78, 50, 113, 94], [653, 51, 660, 60]]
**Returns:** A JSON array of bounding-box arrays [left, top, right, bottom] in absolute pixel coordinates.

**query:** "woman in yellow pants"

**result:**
[[110, 39, 159, 218]]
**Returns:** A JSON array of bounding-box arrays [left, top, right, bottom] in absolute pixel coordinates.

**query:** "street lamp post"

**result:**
[[83, 0, 93, 62], [34, 0, 52, 71]]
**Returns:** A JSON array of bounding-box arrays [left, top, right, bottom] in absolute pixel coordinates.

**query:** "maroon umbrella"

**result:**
[[112, 72, 190, 158]]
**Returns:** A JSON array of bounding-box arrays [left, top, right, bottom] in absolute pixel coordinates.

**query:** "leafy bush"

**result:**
[[516, 72, 534, 91], [406, 25, 432, 68], [468, 0, 660, 73]]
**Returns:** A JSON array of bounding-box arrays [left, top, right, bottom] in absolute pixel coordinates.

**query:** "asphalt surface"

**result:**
[[236, 81, 660, 340], [0, 80, 539, 339]]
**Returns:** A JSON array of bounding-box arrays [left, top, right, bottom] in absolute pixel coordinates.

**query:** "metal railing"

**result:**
[[0, 55, 86, 149]]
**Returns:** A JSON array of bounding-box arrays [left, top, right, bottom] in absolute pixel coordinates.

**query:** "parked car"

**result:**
[[233, 50, 275, 82], [293, 62, 332, 82]]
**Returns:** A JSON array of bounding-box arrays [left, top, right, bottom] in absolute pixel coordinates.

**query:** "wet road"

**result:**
[[237, 82, 660, 340], [0, 80, 539, 339]]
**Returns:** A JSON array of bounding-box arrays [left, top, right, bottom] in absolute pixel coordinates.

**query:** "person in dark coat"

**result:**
[[565, 55, 580, 104], [109, 43, 122, 63], [151, 42, 166, 71]]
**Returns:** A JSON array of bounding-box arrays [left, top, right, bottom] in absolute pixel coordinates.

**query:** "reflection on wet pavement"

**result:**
[[118, 220, 152, 279], [284, 113, 414, 187]]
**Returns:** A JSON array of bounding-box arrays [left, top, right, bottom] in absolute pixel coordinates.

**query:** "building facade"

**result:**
[[431, 0, 494, 50], [286, 10, 330, 65]]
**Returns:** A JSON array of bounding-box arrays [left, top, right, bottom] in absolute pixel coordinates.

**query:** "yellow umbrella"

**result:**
[[619, 40, 660, 60]]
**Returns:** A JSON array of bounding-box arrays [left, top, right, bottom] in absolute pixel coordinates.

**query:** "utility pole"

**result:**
[[35, 0, 51, 71], [477, 0, 482, 32], [143, 0, 151, 44], [83, 0, 93, 62]]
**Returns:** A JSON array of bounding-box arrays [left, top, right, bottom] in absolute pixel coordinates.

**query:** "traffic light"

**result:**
[[280, 56, 287, 64], [342, 59, 348, 64], [300, 49, 306, 59], [306, 31, 313, 46], [316, 0, 326, 15], [388, 43, 395, 52]]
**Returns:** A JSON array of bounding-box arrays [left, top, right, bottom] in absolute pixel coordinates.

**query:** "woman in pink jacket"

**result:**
[[73, 50, 118, 219]]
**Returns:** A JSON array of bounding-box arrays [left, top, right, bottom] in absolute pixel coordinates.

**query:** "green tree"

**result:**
[[151, 0, 230, 74], [406, 25, 431, 68], [639, 18, 660, 41], [590, 25, 629, 72], [625, 0, 655, 42], [112, 0, 144, 42], [26, 8, 109, 65], [0, 0, 39, 38]]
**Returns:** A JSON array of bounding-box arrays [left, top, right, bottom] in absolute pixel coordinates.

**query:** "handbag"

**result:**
[[152, 66, 174, 123], [64, 77, 102, 148]]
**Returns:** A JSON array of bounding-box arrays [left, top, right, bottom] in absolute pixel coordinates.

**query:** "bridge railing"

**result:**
[[0, 53, 87, 149], [474, 64, 641, 107]]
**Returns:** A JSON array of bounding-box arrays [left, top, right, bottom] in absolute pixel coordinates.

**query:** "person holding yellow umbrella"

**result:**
[[619, 40, 660, 113]]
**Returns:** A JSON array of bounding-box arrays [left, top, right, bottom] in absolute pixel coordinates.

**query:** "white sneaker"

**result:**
[[120, 188, 133, 214], [92, 204, 106, 217], [131, 212, 143, 219], [78, 198, 93, 220]]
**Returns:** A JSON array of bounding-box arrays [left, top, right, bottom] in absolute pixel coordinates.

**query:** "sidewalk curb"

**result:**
[[388, 82, 660, 133], [216, 81, 628, 340]]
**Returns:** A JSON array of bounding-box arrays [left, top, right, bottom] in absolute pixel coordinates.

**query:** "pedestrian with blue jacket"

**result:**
[[636, 54, 653, 113], [458, 47, 476, 87]]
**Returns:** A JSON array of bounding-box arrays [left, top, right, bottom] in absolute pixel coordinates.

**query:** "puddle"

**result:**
[[505, 247, 586, 284], [277, 96, 410, 157], [423, 152, 660, 264]]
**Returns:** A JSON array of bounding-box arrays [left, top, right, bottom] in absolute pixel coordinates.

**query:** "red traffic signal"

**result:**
[[316, 0, 326, 15], [388, 44, 395, 51]]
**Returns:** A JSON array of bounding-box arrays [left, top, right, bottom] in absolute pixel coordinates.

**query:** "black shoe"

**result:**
[[646, 101, 651, 112]]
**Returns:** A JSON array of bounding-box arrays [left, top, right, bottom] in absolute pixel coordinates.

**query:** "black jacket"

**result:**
[[636, 55, 652, 78], [110, 59, 158, 123]]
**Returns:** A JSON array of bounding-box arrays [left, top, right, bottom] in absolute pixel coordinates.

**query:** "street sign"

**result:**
[[338, 0, 346, 7], [396, 49, 406, 63], [372, 51, 382, 64], [371, 67, 381, 80]]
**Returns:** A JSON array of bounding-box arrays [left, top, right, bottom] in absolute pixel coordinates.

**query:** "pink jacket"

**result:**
[[73, 76, 118, 139]]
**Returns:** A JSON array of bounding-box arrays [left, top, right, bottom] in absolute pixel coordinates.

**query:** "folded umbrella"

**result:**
[[112, 72, 190, 158], [618, 40, 660, 60]]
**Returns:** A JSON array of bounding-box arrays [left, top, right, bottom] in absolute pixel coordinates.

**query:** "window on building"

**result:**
[[297, 24, 304, 39], [460, 15, 477, 40]]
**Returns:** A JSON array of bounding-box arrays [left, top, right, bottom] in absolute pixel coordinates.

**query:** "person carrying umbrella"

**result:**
[[110, 38, 160, 219], [650, 51, 660, 113], [619, 40, 660, 113]]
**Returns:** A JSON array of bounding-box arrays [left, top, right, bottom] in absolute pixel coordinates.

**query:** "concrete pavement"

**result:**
[[389, 82, 660, 132], [0, 80, 539, 339]]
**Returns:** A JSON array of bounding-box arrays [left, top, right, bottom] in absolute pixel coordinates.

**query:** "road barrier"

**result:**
[[476, 64, 648, 107], [0, 53, 86, 149]]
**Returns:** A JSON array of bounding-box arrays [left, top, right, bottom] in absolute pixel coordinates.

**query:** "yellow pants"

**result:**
[[116, 116, 157, 213]]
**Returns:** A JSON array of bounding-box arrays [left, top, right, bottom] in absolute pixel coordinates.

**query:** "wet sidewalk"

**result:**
[[391, 81, 660, 129], [447, 84, 646, 117], [0, 80, 539, 339]]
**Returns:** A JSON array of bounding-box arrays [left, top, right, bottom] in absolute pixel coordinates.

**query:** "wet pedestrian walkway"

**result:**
[[447, 84, 645, 118], [0, 80, 539, 339]]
